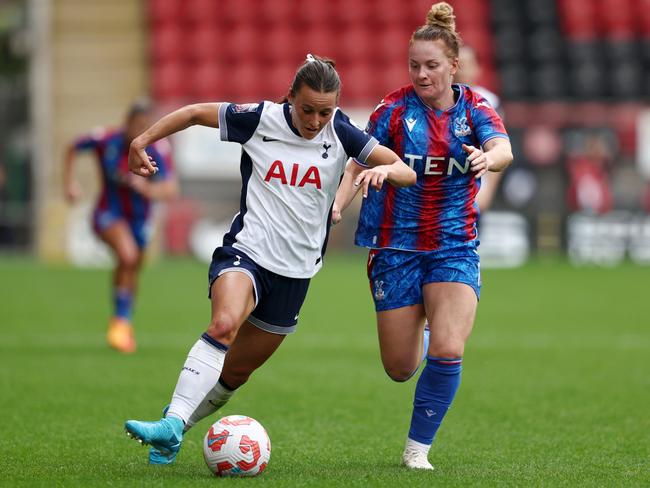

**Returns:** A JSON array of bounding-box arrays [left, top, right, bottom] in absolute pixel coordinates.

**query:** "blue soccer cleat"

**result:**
[[149, 444, 177, 465], [147, 406, 180, 465], [125, 416, 184, 457]]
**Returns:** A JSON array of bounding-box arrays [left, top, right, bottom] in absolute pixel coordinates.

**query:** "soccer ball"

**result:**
[[203, 415, 271, 477]]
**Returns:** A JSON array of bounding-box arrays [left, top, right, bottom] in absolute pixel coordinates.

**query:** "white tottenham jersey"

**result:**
[[218, 101, 378, 278]]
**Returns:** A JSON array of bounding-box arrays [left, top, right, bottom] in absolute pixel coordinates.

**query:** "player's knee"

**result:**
[[206, 314, 239, 343], [384, 363, 419, 382], [117, 249, 140, 270], [428, 340, 464, 359]]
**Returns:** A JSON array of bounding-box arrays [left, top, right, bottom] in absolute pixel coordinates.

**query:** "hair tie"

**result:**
[[306, 53, 316, 63]]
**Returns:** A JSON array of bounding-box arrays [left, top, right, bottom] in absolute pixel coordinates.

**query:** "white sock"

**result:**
[[186, 380, 236, 428], [405, 437, 431, 454], [166, 337, 227, 423]]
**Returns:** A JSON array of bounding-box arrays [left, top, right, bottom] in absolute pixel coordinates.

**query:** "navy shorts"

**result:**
[[367, 245, 481, 312], [208, 246, 310, 334]]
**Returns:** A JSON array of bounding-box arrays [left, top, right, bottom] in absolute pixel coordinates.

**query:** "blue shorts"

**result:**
[[366, 246, 481, 312], [208, 246, 310, 335], [93, 208, 150, 249]]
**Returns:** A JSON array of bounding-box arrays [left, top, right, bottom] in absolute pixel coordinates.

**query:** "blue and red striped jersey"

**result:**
[[355, 84, 508, 251], [74, 128, 174, 222]]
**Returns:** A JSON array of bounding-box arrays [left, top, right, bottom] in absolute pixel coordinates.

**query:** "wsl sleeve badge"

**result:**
[[203, 415, 271, 477], [232, 103, 260, 113]]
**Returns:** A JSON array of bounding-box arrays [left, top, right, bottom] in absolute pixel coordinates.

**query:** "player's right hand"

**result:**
[[354, 166, 390, 198], [463, 143, 491, 179], [128, 140, 158, 177]]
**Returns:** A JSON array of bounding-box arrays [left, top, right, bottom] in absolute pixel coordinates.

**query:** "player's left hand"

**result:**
[[354, 166, 391, 198], [129, 140, 158, 177], [463, 144, 492, 179]]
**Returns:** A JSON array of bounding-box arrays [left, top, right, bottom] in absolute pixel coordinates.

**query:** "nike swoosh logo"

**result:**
[[263, 136, 280, 142]]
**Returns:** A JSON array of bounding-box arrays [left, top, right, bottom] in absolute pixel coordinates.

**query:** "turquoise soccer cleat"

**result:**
[[149, 444, 177, 465], [125, 416, 184, 457], [147, 406, 180, 465]]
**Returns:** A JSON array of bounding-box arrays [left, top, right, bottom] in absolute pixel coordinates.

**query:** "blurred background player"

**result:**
[[334, 2, 512, 470], [453, 44, 505, 212], [63, 100, 178, 353], [122, 56, 415, 463]]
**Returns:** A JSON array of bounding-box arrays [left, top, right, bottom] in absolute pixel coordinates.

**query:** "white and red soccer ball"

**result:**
[[203, 415, 271, 477]]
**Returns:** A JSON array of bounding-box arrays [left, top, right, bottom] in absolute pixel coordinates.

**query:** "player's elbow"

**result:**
[[503, 148, 514, 167], [184, 103, 220, 128], [494, 142, 513, 171], [184, 104, 204, 125]]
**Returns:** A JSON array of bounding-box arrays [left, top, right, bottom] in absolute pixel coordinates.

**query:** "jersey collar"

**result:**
[[283, 103, 303, 138], [413, 84, 463, 116]]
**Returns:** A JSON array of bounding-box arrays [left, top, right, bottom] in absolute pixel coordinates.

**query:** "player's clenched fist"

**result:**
[[129, 140, 158, 177]]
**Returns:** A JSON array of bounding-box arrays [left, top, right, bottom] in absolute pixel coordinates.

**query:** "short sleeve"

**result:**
[[365, 101, 393, 146], [218, 102, 264, 144], [333, 110, 378, 166], [74, 127, 106, 151], [470, 96, 509, 146], [352, 102, 393, 168]]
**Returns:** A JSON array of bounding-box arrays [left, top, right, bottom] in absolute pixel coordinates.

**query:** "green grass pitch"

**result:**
[[0, 254, 648, 486]]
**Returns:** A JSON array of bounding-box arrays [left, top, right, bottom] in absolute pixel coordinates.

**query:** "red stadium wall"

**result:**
[[146, 0, 497, 106]]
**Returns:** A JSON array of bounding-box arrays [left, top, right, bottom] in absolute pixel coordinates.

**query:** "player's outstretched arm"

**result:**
[[354, 144, 416, 197], [129, 103, 222, 177], [332, 146, 416, 224]]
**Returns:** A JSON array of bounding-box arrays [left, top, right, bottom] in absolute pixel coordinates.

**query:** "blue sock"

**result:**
[[408, 357, 462, 445], [114, 287, 133, 320]]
